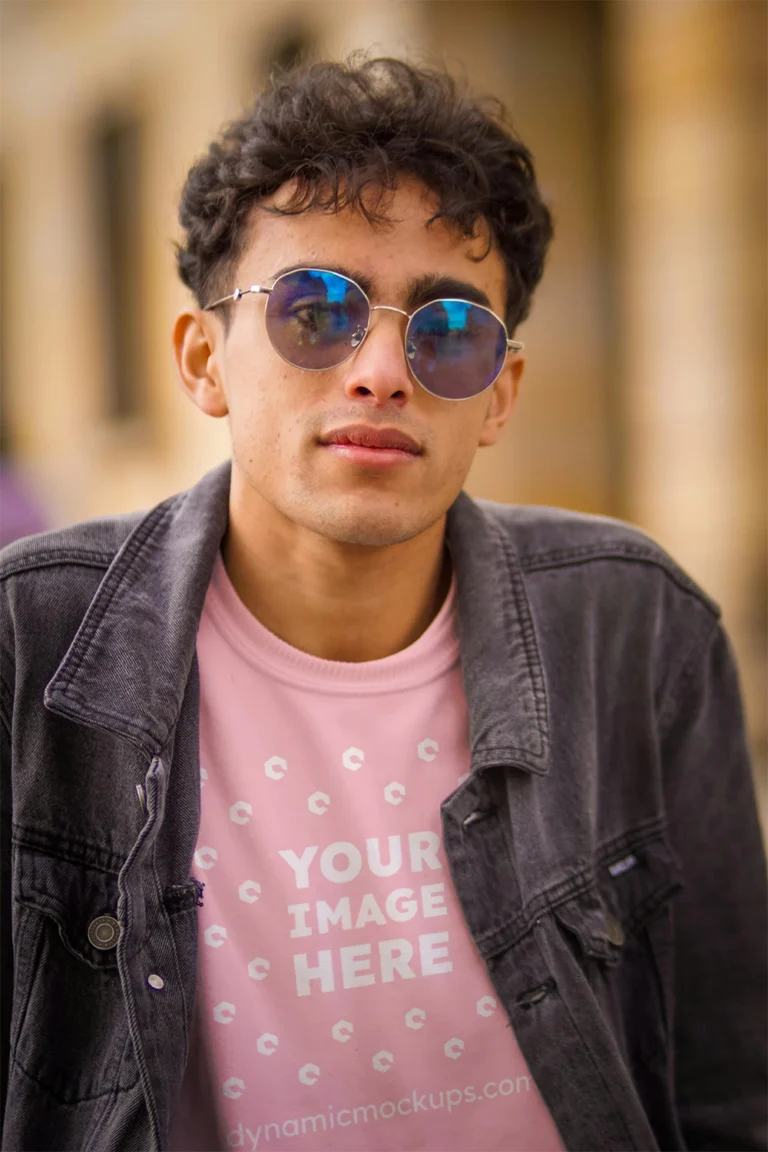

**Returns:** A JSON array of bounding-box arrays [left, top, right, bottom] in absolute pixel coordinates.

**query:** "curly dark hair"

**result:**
[[176, 57, 553, 331]]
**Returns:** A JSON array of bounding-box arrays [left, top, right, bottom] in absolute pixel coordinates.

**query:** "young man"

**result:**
[[0, 58, 765, 1152]]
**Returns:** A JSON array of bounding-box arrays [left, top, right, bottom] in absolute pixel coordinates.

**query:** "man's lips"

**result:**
[[318, 424, 422, 454]]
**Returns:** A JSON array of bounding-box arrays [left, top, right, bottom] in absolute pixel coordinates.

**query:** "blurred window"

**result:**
[[91, 113, 145, 422], [259, 25, 313, 76], [0, 175, 6, 453], [270, 29, 310, 72], [0, 174, 10, 456]]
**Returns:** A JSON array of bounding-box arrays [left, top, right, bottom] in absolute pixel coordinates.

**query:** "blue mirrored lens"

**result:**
[[406, 300, 507, 399], [266, 270, 369, 369]]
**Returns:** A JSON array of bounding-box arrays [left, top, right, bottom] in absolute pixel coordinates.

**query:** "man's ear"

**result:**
[[477, 356, 523, 448], [172, 309, 229, 418]]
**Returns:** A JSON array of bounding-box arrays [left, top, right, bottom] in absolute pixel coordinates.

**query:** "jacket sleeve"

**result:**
[[0, 700, 11, 1129], [661, 617, 767, 1150]]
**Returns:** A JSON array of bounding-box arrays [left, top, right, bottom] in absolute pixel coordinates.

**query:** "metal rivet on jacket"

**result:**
[[87, 915, 120, 951]]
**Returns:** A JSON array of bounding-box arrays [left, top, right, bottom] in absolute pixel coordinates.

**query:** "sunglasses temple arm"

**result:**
[[204, 285, 272, 312]]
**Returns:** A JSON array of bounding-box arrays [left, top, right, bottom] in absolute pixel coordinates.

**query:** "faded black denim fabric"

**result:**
[[1, 460, 765, 1152]]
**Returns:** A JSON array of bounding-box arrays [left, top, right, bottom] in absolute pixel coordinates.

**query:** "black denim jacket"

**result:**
[[1, 460, 766, 1152]]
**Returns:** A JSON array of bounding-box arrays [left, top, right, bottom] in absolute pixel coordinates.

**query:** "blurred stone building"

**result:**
[[1, 0, 766, 796]]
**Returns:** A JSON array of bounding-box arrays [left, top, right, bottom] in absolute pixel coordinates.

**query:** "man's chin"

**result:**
[[304, 499, 429, 550], [317, 518, 424, 550]]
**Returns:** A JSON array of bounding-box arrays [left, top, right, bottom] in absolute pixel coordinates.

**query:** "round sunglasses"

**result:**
[[204, 267, 523, 402]]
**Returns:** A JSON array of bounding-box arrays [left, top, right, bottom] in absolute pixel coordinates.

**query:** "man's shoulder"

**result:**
[[0, 513, 150, 660], [0, 511, 144, 582], [474, 497, 720, 619], [0, 513, 153, 711]]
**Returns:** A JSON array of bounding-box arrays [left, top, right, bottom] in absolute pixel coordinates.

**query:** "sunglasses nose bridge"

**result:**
[[348, 304, 409, 350], [357, 303, 412, 357]]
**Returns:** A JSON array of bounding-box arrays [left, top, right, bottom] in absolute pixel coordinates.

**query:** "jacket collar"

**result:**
[[45, 460, 550, 775]]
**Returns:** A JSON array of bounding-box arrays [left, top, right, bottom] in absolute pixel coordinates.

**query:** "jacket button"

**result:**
[[88, 915, 120, 951], [605, 915, 625, 947]]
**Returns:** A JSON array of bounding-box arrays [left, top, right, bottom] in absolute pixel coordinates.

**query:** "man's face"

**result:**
[[183, 178, 521, 549]]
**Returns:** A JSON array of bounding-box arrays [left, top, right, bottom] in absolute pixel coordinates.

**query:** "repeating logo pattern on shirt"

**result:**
[[196, 738, 492, 1101]]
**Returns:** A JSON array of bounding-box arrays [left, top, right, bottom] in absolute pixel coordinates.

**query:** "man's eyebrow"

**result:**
[[268, 263, 375, 298], [404, 274, 493, 312]]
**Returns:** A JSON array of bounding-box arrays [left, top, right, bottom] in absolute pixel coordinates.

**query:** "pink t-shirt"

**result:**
[[169, 554, 563, 1152]]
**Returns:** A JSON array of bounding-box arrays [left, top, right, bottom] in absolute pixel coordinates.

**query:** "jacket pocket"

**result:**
[[10, 844, 139, 1104], [554, 832, 683, 1059]]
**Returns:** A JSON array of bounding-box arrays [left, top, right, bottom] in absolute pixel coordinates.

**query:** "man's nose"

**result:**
[[341, 308, 415, 404]]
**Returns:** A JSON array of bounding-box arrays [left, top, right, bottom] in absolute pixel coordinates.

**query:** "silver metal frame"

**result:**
[[204, 267, 524, 401]]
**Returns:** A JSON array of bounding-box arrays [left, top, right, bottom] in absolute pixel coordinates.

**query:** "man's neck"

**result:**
[[221, 501, 452, 664]]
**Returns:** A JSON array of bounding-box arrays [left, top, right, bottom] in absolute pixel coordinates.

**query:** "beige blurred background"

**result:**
[[1, 0, 766, 814]]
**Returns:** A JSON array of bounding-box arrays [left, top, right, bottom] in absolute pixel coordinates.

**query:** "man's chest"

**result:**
[[169, 653, 562, 1151]]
